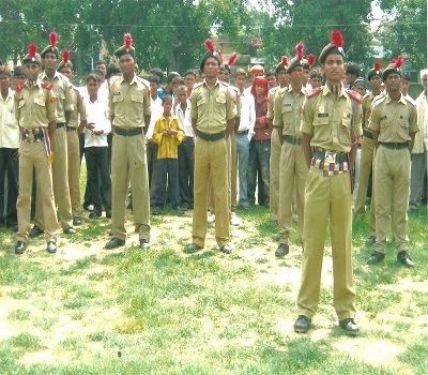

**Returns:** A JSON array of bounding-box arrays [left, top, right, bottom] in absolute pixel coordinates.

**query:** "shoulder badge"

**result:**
[[305, 87, 322, 99], [41, 82, 53, 91], [346, 89, 363, 104], [372, 94, 386, 108], [404, 95, 416, 107]]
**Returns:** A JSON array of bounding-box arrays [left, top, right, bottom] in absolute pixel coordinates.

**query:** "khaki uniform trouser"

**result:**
[[193, 138, 230, 247], [269, 127, 281, 218], [16, 141, 60, 242], [297, 167, 356, 321], [278, 142, 307, 244], [354, 136, 376, 235], [111, 133, 150, 241], [67, 129, 81, 218], [230, 133, 237, 211], [374, 146, 410, 253], [34, 127, 73, 230]]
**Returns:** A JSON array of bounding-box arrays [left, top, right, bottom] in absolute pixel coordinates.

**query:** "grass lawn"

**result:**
[[0, 203, 427, 374]]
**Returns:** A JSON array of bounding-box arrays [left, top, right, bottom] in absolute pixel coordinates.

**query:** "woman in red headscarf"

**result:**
[[248, 76, 271, 207]]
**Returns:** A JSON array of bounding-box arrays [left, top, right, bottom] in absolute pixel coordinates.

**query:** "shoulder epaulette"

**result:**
[[372, 95, 386, 108], [346, 89, 363, 104], [305, 87, 322, 99], [193, 82, 204, 89], [268, 87, 278, 95], [41, 82, 53, 90], [15, 82, 26, 93], [404, 95, 416, 106]]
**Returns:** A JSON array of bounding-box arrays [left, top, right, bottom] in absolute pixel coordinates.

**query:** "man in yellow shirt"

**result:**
[[151, 95, 184, 213]]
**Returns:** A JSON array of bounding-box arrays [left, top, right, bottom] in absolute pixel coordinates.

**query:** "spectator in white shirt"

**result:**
[[83, 73, 111, 219], [146, 75, 164, 190], [0, 65, 19, 228], [175, 84, 195, 209], [235, 68, 256, 209]]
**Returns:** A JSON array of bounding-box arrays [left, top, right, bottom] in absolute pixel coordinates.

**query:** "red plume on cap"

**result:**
[[204, 38, 216, 53], [331, 29, 344, 49], [373, 61, 381, 73], [62, 49, 71, 64], [296, 42, 304, 61], [49, 32, 58, 47], [307, 53, 317, 66], [228, 52, 238, 67], [28, 43, 37, 59], [394, 55, 404, 69], [123, 33, 133, 49], [281, 56, 288, 67]]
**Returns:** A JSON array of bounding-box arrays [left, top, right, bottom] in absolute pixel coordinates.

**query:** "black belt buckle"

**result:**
[[196, 130, 225, 142], [284, 135, 302, 145], [66, 126, 76, 132], [363, 129, 374, 139], [115, 127, 143, 137], [57, 122, 65, 129], [237, 129, 249, 135], [380, 142, 408, 150], [22, 130, 43, 143]]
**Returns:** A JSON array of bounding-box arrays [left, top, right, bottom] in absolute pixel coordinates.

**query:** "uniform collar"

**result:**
[[203, 79, 220, 89], [288, 84, 305, 95], [40, 70, 60, 81], [385, 93, 407, 105], [322, 83, 347, 99], [0, 88, 14, 101], [120, 74, 139, 86]]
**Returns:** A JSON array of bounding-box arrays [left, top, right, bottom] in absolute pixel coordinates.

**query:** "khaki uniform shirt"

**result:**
[[0, 89, 19, 148], [14, 80, 57, 129], [301, 85, 363, 153], [190, 80, 237, 134], [273, 85, 305, 137], [368, 93, 418, 143], [68, 87, 87, 128], [266, 86, 279, 121], [40, 71, 73, 123], [109, 75, 151, 129]]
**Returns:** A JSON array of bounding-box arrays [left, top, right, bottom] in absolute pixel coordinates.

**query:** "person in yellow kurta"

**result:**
[[151, 95, 184, 213]]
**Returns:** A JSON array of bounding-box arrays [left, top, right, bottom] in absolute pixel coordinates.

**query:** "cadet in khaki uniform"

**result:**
[[274, 43, 308, 257], [14, 44, 60, 254], [105, 34, 152, 250], [31, 32, 75, 237], [58, 50, 87, 225], [354, 62, 383, 244], [294, 30, 362, 335], [367, 58, 418, 268], [186, 40, 238, 254], [268, 57, 289, 221]]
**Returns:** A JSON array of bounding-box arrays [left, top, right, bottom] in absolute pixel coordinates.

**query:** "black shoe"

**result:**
[[184, 243, 203, 254], [368, 251, 385, 265], [15, 241, 27, 255], [89, 211, 101, 219], [220, 243, 233, 254], [29, 225, 44, 238], [365, 235, 376, 246], [105, 237, 125, 250], [139, 239, 150, 249], [64, 227, 76, 235], [339, 318, 359, 336], [46, 241, 57, 254], [397, 251, 414, 268], [294, 315, 311, 333], [275, 243, 289, 257], [73, 217, 82, 226], [105, 210, 111, 219]]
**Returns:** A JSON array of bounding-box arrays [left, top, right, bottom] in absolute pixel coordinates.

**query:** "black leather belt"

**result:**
[[237, 129, 249, 135], [22, 129, 44, 142], [363, 129, 374, 139], [284, 135, 302, 145], [57, 122, 65, 129], [379, 142, 409, 150], [115, 127, 143, 136], [312, 148, 348, 163], [196, 129, 225, 142], [66, 125, 77, 132]]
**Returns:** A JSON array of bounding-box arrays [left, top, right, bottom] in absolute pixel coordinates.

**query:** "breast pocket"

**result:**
[[313, 114, 330, 141], [34, 95, 46, 107], [281, 104, 293, 131], [398, 113, 410, 138], [112, 93, 124, 103], [131, 93, 145, 105]]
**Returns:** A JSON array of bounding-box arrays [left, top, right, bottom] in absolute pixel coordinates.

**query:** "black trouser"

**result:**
[[152, 158, 179, 208], [178, 137, 194, 207], [85, 147, 111, 213], [0, 148, 19, 226], [146, 141, 158, 189]]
